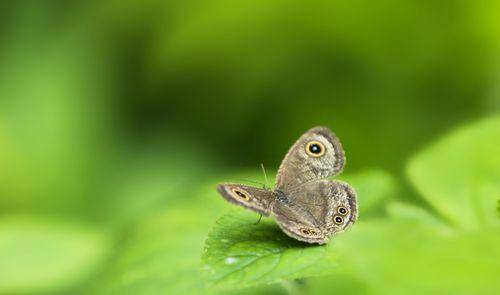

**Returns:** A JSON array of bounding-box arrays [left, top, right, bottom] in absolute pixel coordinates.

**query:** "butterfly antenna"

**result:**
[[254, 214, 263, 225], [260, 163, 269, 189]]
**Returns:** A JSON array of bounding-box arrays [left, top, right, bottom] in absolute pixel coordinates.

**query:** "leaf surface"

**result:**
[[407, 115, 500, 229], [202, 170, 396, 289]]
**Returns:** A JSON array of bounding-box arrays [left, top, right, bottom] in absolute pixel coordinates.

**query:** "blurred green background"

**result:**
[[0, 1, 499, 294]]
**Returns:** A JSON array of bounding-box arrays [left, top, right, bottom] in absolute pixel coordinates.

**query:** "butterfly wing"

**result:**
[[288, 180, 358, 235], [275, 126, 345, 194], [272, 180, 357, 244], [272, 200, 329, 244], [217, 183, 274, 216]]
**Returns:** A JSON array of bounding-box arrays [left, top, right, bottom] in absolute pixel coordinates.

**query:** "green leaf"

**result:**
[[202, 210, 341, 289], [407, 115, 500, 230], [300, 204, 500, 295], [95, 169, 395, 293], [386, 202, 452, 231], [335, 204, 500, 295], [202, 170, 396, 289], [0, 215, 109, 294], [95, 207, 215, 295], [94, 178, 287, 295]]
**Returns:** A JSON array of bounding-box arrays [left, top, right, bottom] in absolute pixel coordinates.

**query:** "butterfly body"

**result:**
[[217, 126, 357, 244], [272, 190, 289, 204]]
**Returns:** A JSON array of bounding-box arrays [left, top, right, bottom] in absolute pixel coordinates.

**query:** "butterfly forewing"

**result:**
[[275, 126, 345, 194], [217, 184, 274, 216]]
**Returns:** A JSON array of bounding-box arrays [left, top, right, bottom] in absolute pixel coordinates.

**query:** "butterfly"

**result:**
[[217, 126, 357, 244]]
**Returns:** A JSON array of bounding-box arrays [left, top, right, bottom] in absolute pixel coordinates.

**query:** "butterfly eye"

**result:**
[[231, 189, 250, 201], [334, 216, 344, 224], [305, 141, 325, 157], [337, 207, 348, 215]]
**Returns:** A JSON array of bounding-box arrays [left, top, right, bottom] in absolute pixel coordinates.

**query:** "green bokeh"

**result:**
[[0, 1, 499, 294]]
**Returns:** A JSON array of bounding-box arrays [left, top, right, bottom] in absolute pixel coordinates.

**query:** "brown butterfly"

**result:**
[[217, 126, 358, 244]]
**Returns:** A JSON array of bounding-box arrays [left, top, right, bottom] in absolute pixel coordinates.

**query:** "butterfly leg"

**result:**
[[253, 214, 263, 225]]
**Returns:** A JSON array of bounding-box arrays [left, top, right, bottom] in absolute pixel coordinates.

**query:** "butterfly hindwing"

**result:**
[[288, 180, 357, 234], [271, 199, 328, 244], [272, 180, 357, 243]]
